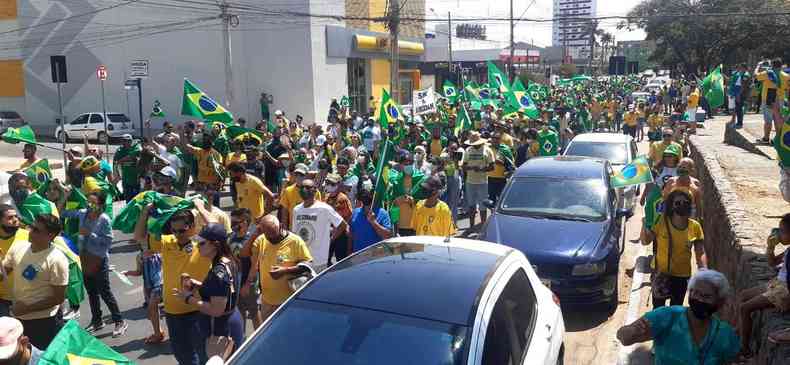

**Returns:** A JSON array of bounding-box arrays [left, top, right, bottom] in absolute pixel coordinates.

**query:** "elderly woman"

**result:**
[[617, 270, 741, 364]]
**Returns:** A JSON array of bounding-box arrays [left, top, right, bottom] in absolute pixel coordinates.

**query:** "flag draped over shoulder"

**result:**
[[181, 79, 234, 124], [112, 191, 199, 235], [378, 89, 402, 130], [611, 156, 653, 188], [373, 139, 396, 209], [25, 159, 51, 191], [39, 320, 134, 365], [1, 125, 36, 144], [701, 65, 725, 109], [487, 61, 510, 94]]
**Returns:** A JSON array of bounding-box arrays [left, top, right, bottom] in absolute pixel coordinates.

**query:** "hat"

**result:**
[[0, 317, 23, 360], [464, 131, 488, 146], [68, 146, 84, 156], [315, 135, 327, 146], [325, 173, 342, 184], [79, 156, 100, 171], [120, 134, 133, 141], [421, 176, 444, 192], [663, 144, 681, 157], [274, 110, 283, 116], [158, 166, 178, 179], [197, 223, 228, 243], [293, 163, 308, 175]]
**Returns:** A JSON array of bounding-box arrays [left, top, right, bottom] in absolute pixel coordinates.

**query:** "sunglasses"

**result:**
[[673, 199, 691, 206]]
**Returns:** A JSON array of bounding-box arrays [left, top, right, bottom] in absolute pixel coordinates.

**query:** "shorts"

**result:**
[[144, 285, 163, 304], [780, 166, 790, 203], [763, 104, 775, 124], [762, 278, 790, 312], [237, 291, 260, 319], [465, 183, 488, 209]]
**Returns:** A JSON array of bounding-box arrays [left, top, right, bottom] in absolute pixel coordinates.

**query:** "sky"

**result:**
[[424, 0, 647, 48]]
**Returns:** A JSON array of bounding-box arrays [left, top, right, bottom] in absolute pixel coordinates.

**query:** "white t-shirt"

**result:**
[[157, 145, 183, 178], [292, 201, 344, 266], [361, 126, 381, 152]]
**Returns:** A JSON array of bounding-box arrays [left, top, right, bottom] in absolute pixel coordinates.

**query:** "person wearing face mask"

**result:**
[[180, 126, 224, 198], [335, 158, 358, 205], [349, 188, 392, 253], [643, 190, 707, 308], [229, 209, 262, 331], [662, 157, 703, 220], [278, 164, 322, 230], [57, 191, 127, 337], [248, 215, 312, 322], [649, 128, 684, 168], [640, 144, 682, 233], [0, 317, 42, 365], [617, 270, 740, 364], [228, 163, 274, 222], [412, 146, 432, 176], [323, 174, 353, 262], [291, 179, 347, 270], [0, 206, 25, 317], [412, 176, 455, 237], [390, 152, 425, 237]]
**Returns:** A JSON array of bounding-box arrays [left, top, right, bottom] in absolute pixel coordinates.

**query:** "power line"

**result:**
[[0, 0, 141, 36]]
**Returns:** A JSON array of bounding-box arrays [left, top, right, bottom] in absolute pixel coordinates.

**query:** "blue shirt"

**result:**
[[61, 209, 113, 258], [645, 306, 740, 365], [350, 207, 391, 252]]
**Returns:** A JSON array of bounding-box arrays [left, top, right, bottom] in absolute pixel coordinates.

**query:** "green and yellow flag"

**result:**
[[226, 126, 263, 146], [487, 61, 510, 94], [373, 139, 396, 209], [18, 192, 56, 226], [505, 78, 540, 119], [39, 320, 134, 365], [25, 159, 51, 191], [701, 65, 725, 109], [340, 96, 351, 108], [443, 79, 458, 104], [112, 191, 200, 235], [455, 104, 473, 138], [181, 79, 234, 124], [150, 99, 165, 118], [2, 125, 36, 144], [378, 89, 402, 130], [611, 156, 653, 188]]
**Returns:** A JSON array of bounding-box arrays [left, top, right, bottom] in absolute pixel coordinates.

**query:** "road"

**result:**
[[0, 140, 657, 364]]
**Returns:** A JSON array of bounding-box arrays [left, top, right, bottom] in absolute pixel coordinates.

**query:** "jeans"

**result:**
[[652, 275, 689, 308], [166, 311, 207, 365], [21, 310, 63, 350], [444, 174, 462, 222], [84, 257, 123, 324]]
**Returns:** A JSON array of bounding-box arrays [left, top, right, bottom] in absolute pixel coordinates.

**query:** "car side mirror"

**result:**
[[616, 208, 634, 220], [482, 199, 495, 209]]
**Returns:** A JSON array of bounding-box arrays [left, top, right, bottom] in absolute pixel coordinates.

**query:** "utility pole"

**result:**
[[508, 0, 514, 80], [220, 1, 234, 109], [447, 12, 453, 85], [388, 0, 400, 103]]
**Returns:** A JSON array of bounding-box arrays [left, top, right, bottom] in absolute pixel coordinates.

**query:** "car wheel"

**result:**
[[57, 131, 67, 143], [97, 132, 108, 144]]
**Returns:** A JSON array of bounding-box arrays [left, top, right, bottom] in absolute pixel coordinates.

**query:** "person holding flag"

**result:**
[[113, 134, 142, 202], [537, 122, 560, 156], [487, 131, 515, 203]]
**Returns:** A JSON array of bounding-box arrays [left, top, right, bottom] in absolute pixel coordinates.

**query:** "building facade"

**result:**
[[552, 0, 597, 61], [0, 0, 424, 136]]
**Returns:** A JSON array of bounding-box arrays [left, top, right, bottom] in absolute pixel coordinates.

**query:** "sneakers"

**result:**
[[85, 321, 105, 333], [112, 321, 129, 338], [63, 308, 80, 321]]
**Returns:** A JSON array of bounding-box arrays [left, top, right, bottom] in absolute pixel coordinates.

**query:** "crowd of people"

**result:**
[[0, 59, 786, 365]]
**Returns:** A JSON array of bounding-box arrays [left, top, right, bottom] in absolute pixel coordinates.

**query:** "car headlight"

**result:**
[[572, 262, 607, 276]]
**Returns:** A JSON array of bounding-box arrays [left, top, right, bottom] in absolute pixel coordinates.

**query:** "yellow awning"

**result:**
[[354, 34, 424, 55]]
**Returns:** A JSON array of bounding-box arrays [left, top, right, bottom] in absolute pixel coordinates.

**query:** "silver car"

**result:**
[[563, 133, 639, 210], [0, 111, 25, 131]]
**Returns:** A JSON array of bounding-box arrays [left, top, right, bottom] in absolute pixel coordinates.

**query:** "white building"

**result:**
[[551, 0, 597, 61]]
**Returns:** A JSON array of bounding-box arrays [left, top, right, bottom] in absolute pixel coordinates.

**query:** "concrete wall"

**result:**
[[688, 134, 790, 364]]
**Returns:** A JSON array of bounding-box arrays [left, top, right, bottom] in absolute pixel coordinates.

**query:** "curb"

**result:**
[[723, 121, 777, 160]]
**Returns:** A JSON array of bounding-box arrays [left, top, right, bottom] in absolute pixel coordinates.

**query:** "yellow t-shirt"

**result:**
[[756, 71, 790, 103], [154, 235, 211, 314], [194, 148, 222, 185], [3, 240, 69, 320], [411, 201, 456, 237], [225, 152, 247, 167], [652, 216, 704, 277], [687, 90, 700, 108], [256, 233, 313, 306], [624, 111, 638, 127], [500, 133, 515, 150], [488, 147, 507, 179], [649, 141, 683, 166], [235, 175, 268, 219], [0, 229, 29, 300], [648, 114, 664, 131], [18, 159, 38, 171], [430, 138, 443, 158], [396, 176, 415, 230]]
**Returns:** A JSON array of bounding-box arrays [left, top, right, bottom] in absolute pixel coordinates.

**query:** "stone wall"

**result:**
[[689, 133, 790, 364]]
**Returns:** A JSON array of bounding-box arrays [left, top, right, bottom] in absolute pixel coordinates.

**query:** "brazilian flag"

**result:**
[[373, 139, 396, 209], [378, 89, 402, 130], [24, 159, 51, 191], [40, 320, 133, 365], [611, 156, 653, 188], [443, 80, 458, 104], [181, 78, 234, 124], [775, 118, 790, 167], [487, 61, 510, 94], [226, 125, 263, 146], [112, 191, 201, 235], [1, 125, 36, 144]]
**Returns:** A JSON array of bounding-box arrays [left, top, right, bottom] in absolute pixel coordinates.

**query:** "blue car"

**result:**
[[480, 156, 632, 307]]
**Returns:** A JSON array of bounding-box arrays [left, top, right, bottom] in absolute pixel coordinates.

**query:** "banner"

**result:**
[[413, 86, 437, 115]]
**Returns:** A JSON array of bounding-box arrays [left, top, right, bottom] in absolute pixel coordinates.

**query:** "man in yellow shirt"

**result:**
[[0, 205, 25, 317], [180, 129, 223, 193], [623, 108, 638, 138], [412, 176, 456, 237], [249, 215, 312, 322], [686, 84, 700, 131], [278, 163, 321, 230], [228, 162, 274, 221], [755, 59, 790, 143]]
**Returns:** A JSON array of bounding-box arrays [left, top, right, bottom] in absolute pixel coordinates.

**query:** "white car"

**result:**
[[55, 113, 135, 144], [221, 236, 566, 365], [563, 133, 639, 210]]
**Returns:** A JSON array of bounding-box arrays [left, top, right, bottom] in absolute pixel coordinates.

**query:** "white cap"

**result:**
[[315, 135, 327, 146], [0, 317, 23, 360], [158, 166, 177, 179], [274, 110, 283, 116]]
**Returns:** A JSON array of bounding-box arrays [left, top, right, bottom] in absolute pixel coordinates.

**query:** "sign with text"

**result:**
[[128, 59, 149, 79], [413, 86, 436, 115]]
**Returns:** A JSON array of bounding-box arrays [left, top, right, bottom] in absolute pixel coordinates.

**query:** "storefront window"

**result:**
[[347, 58, 367, 115]]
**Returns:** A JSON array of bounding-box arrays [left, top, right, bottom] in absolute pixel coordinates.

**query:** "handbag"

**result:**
[[205, 263, 236, 361], [651, 216, 674, 300]]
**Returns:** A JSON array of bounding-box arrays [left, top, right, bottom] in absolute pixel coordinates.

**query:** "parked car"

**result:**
[[0, 111, 25, 131], [223, 236, 566, 365], [563, 133, 639, 210], [480, 156, 632, 308], [55, 112, 134, 144]]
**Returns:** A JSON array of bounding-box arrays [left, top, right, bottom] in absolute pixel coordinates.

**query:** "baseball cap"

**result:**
[[274, 110, 284, 116], [293, 163, 309, 175], [0, 317, 23, 360], [325, 173, 342, 184], [158, 166, 178, 179], [197, 223, 228, 243]]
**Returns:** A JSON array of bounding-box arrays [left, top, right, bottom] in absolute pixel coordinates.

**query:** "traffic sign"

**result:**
[[97, 65, 108, 81], [128, 59, 149, 79]]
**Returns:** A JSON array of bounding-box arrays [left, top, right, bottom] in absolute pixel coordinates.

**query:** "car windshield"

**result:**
[[566, 142, 628, 165], [232, 299, 469, 365], [0, 111, 20, 119], [499, 177, 609, 221], [107, 114, 129, 124]]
